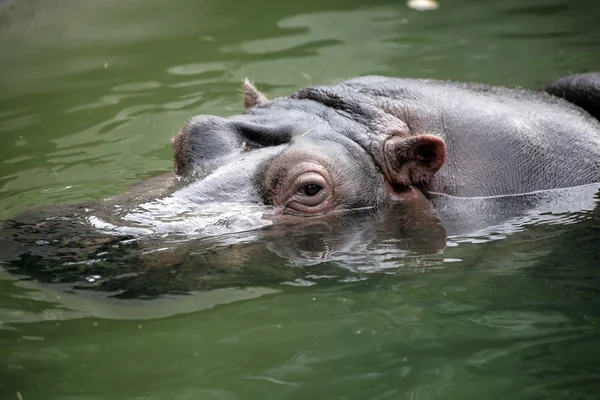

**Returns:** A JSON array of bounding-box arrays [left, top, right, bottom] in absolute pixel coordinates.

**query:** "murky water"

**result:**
[[1, 0, 600, 399]]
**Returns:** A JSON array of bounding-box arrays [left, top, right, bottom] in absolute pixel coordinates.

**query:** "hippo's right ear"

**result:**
[[383, 134, 446, 187], [243, 79, 268, 110], [542, 73, 600, 121]]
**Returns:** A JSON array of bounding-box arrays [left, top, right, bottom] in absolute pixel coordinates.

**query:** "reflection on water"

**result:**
[[1, 183, 598, 298], [1, 0, 600, 399]]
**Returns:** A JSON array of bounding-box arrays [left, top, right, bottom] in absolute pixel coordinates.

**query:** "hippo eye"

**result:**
[[281, 169, 334, 216], [298, 184, 322, 196]]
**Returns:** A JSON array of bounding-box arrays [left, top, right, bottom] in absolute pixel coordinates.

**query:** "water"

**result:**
[[1, 0, 600, 398]]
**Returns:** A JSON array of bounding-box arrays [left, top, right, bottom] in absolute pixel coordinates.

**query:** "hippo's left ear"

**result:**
[[243, 79, 268, 110], [541, 73, 600, 121], [384, 134, 446, 187]]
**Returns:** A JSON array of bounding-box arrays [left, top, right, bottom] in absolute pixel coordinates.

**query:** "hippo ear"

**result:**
[[541, 73, 600, 121], [243, 79, 268, 110], [384, 135, 446, 187]]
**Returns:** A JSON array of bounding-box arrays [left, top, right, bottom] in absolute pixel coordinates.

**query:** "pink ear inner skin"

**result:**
[[383, 134, 447, 188]]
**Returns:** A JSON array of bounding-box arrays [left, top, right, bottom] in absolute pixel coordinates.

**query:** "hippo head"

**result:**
[[0, 76, 453, 276], [168, 79, 447, 221]]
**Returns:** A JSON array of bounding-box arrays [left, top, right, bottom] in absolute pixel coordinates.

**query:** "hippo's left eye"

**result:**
[[264, 158, 337, 216], [280, 168, 335, 216]]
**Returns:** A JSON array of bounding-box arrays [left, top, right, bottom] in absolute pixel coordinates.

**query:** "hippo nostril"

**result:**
[[234, 121, 294, 147]]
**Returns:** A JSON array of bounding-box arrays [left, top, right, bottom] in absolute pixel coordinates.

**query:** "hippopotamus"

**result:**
[[1, 73, 600, 289], [167, 73, 600, 219]]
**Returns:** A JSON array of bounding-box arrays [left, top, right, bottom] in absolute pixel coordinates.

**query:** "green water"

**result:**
[[1, 0, 600, 399]]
